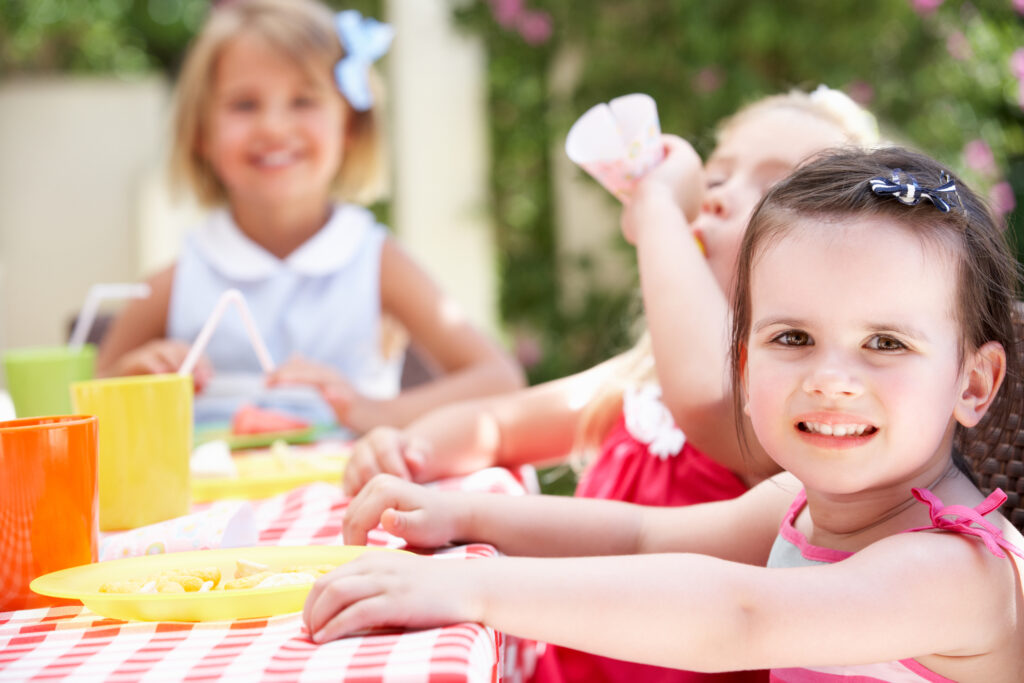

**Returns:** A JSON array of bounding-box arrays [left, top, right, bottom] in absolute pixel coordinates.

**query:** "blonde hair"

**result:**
[[170, 0, 388, 206], [572, 87, 880, 464]]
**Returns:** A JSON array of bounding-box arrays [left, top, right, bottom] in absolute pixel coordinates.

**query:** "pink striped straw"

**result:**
[[178, 289, 275, 377]]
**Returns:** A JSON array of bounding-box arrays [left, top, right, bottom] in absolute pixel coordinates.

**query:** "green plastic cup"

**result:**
[[3, 345, 96, 418]]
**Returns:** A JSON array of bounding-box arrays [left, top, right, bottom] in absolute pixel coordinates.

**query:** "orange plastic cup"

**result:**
[[0, 415, 98, 611]]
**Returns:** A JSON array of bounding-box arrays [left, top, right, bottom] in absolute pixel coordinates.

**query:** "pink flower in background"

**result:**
[[945, 31, 971, 60], [990, 181, 1017, 219], [489, 0, 552, 45], [517, 10, 553, 45], [1011, 49, 1024, 79], [1014, 0, 1024, 16], [1019, 80, 1024, 110], [693, 67, 723, 94], [491, 0, 523, 28], [963, 139, 997, 177], [513, 330, 543, 369], [910, 0, 944, 14], [846, 80, 875, 106]]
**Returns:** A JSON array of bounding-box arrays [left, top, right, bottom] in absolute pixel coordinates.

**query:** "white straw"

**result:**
[[69, 283, 152, 349], [178, 288, 276, 377]]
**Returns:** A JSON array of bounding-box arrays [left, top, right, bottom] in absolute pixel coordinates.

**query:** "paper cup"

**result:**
[[72, 374, 193, 531], [3, 345, 96, 418], [565, 93, 664, 202], [0, 415, 98, 610]]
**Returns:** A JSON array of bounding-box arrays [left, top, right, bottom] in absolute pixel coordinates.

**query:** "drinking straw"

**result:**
[[178, 289, 275, 378], [68, 283, 152, 350]]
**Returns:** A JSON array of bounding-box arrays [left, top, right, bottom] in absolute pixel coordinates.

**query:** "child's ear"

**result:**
[[738, 344, 751, 417], [953, 340, 1006, 428]]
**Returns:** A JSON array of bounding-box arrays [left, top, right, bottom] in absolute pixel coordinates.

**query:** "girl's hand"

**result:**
[[303, 551, 481, 643], [342, 427, 432, 496], [343, 474, 465, 547], [621, 135, 704, 245], [112, 339, 212, 391], [267, 355, 386, 432]]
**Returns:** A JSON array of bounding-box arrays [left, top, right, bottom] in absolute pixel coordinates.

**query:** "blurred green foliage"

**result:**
[[0, 0, 383, 76], [455, 0, 1024, 383]]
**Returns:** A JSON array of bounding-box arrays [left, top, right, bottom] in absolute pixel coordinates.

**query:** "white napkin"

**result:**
[[99, 501, 257, 561]]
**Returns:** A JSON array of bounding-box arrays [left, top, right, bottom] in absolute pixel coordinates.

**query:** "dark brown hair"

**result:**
[[729, 146, 1020, 480]]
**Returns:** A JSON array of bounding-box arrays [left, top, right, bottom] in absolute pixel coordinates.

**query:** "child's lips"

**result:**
[[795, 413, 878, 448], [253, 150, 300, 168]]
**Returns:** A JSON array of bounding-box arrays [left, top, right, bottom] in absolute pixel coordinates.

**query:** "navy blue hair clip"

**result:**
[[868, 169, 958, 213]]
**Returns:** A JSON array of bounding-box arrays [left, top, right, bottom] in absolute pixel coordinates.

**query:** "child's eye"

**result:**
[[706, 177, 727, 190], [865, 335, 906, 352], [294, 95, 319, 108], [770, 330, 812, 346], [229, 99, 257, 112]]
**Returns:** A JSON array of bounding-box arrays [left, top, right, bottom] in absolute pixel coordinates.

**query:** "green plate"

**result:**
[[195, 425, 319, 451]]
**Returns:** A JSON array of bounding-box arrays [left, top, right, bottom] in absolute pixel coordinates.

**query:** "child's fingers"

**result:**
[[303, 571, 383, 639], [342, 453, 383, 499], [311, 594, 394, 643], [380, 507, 430, 541], [342, 474, 408, 544], [375, 437, 413, 482]]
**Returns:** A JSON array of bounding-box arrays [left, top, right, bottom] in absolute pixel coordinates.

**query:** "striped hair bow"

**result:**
[[868, 168, 958, 213]]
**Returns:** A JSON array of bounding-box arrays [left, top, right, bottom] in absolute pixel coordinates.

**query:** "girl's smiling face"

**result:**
[[201, 32, 347, 211], [742, 216, 970, 495]]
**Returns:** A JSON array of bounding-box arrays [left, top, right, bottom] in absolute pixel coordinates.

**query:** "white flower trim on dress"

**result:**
[[623, 384, 685, 459], [194, 204, 376, 281]]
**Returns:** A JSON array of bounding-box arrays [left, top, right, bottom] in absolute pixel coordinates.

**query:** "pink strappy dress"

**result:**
[[768, 487, 1024, 682], [531, 386, 765, 683]]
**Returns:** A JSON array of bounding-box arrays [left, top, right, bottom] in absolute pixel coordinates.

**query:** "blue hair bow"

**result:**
[[868, 169, 958, 213], [334, 10, 393, 112]]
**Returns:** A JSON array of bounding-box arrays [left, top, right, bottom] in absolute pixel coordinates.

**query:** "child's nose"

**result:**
[[701, 189, 727, 218], [801, 361, 863, 400], [257, 105, 290, 137]]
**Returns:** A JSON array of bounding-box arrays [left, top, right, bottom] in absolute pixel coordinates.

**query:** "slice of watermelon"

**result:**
[[231, 404, 310, 435]]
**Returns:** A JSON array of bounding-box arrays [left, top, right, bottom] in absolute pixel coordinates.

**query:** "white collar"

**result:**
[[193, 204, 376, 281]]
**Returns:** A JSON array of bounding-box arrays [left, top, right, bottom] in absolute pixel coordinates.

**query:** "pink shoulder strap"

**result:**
[[908, 488, 1024, 560]]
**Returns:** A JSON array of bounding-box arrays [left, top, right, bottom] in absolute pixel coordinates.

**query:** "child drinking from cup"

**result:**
[[97, 0, 523, 431], [341, 88, 879, 496], [307, 146, 1024, 681]]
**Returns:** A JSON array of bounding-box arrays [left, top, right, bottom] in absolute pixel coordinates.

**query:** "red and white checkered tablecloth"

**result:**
[[0, 467, 535, 683]]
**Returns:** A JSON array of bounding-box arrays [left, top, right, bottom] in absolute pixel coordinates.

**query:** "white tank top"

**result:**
[[167, 204, 402, 425]]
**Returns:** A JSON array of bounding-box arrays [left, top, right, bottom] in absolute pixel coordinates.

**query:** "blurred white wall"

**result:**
[[386, 0, 499, 336], [0, 76, 170, 350], [0, 0, 500, 371]]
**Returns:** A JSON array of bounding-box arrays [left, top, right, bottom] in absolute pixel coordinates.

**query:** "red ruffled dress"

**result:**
[[530, 385, 767, 683]]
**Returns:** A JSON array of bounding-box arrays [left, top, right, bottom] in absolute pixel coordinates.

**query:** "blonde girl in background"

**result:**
[[97, 0, 523, 430], [339, 86, 878, 683], [310, 146, 1024, 682]]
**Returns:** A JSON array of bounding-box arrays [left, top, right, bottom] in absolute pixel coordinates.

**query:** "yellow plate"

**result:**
[[191, 449, 348, 503], [30, 545, 397, 622]]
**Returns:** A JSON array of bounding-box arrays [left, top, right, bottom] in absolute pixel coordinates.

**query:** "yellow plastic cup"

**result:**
[[71, 373, 193, 531], [3, 345, 96, 418]]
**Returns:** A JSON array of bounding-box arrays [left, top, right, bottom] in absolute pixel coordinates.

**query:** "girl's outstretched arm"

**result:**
[[353, 238, 525, 430], [624, 137, 774, 480], [341, 354, 623, 494], [343, 472, 791, 561], [310, 512, 1022, 679]]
